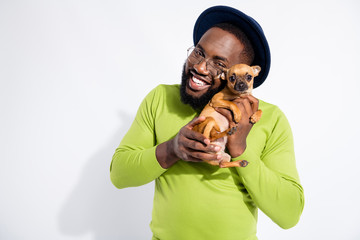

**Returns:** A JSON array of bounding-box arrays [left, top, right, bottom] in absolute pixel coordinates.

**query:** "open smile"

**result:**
[[188, 70, 212, 92]]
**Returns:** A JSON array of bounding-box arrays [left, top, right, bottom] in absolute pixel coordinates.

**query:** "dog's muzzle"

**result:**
[[235, 81, 248, 92]]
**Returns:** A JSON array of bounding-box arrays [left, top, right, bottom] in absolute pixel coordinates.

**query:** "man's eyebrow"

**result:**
[[197, 44, 229, 63], [213, 55, 228, 63]]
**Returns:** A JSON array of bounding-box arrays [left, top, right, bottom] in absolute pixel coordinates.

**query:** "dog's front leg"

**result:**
[[211, 99, 242, 123]]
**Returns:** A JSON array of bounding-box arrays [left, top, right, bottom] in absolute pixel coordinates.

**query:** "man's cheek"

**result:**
[[185, 61, 191, 73]]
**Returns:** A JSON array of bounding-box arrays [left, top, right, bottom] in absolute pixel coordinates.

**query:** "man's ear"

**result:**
[[252, 66, 261, 77]]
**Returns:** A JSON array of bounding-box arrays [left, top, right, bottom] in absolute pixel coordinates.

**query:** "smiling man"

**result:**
[[180, 25, 254, 110], [110, 6, 304, 240], [180, 26, 246, 110]]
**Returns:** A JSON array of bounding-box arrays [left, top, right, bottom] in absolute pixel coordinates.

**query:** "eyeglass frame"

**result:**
[[186, 46, 227, 77]]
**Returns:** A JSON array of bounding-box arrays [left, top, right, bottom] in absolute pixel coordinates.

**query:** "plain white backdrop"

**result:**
[[1, 0, 360, 239]]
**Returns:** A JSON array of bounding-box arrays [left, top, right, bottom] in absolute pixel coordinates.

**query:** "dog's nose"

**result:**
[[235, 81, 248, 92]]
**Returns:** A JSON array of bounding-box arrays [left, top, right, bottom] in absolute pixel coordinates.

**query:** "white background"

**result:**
[[1, 0, 360, 239]]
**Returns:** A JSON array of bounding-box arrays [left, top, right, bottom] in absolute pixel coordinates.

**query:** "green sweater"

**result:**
[[110, 84, 304, 240]]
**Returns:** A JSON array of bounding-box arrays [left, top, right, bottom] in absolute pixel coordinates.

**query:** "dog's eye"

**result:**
[[246, 75, 252, 82], [229, 74, 236, 82]]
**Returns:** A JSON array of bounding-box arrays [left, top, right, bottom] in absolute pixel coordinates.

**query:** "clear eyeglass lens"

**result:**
[[186, 46, 222, 76]]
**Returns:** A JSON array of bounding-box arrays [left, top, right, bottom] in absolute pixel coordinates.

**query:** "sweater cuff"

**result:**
[[142, 146, 167, 179]]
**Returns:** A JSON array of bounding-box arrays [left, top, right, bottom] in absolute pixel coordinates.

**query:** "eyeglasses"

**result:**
[[186, 46, 226, 77]]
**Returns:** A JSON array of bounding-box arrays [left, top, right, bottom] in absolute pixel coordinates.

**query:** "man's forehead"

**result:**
[[198, 27, 244, 65]]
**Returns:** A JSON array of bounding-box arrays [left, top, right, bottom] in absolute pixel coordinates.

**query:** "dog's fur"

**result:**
[[192, 63, 262, 168]]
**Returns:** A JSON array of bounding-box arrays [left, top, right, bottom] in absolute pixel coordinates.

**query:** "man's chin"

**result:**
[[180, 78, 218, 110]]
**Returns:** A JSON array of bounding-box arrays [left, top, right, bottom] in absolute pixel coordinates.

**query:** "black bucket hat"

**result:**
[[193, 6, 271, 88]]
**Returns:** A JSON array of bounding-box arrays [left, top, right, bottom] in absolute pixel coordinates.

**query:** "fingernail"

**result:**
[[204, 139, 210, 145], [214, 146, 220, 152], [217, 154, 222, 160]]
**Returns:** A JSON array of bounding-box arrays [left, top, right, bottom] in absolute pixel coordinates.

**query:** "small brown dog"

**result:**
[[192, 63, 262, 168]]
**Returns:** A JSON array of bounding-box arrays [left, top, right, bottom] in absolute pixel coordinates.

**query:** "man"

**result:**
[[110, 6, 304, 240]]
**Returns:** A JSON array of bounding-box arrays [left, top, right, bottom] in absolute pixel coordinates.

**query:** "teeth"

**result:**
[[192, 77, 205, 86]]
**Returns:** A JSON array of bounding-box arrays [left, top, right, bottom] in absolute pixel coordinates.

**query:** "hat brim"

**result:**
[[193, 6, 270, 88]]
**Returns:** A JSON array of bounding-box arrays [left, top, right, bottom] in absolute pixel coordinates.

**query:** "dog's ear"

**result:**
[[251, 66, 261, 77], [220, 72, 226, 80]]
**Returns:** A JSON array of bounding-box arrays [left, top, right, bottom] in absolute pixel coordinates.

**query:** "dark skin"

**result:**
[[156, 27, 260, 169], [215, 94, 260, 157]]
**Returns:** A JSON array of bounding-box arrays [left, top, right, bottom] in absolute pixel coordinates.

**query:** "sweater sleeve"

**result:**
[[110, 86, 167, 189], [233, 107, 304, 229]]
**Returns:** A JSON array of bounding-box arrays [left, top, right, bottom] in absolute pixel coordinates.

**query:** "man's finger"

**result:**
[[242, 95, 259, 113], [186, 149, 220, 162], [241, 99, 254, 116], [187, 116, 206, 128], [187, 129, 210, 146]]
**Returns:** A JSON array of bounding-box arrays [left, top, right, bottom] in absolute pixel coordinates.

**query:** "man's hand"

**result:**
[[215, 95, 259, 158], [156, 116, 221, 169]]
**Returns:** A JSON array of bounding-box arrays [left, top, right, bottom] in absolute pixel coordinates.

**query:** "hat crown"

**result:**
[[193, 5, 271, 88]]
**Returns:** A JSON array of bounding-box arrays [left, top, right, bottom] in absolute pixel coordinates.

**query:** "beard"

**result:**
[[180, 63, 225, 110]]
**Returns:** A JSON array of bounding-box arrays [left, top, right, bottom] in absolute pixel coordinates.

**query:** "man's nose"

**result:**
[[194, 59, 210, 75]]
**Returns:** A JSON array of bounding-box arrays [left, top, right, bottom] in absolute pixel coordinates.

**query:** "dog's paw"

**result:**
[[249, 115, 258, 124], [239, 160, 249, 167], [250, 110, 262, 124], [228, 126, 237, 135]]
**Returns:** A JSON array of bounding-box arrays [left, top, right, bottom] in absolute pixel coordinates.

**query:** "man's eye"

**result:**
[[215, 62, 226, 68], [246, 75, 252, 82], [194, 49, 204, 57]]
